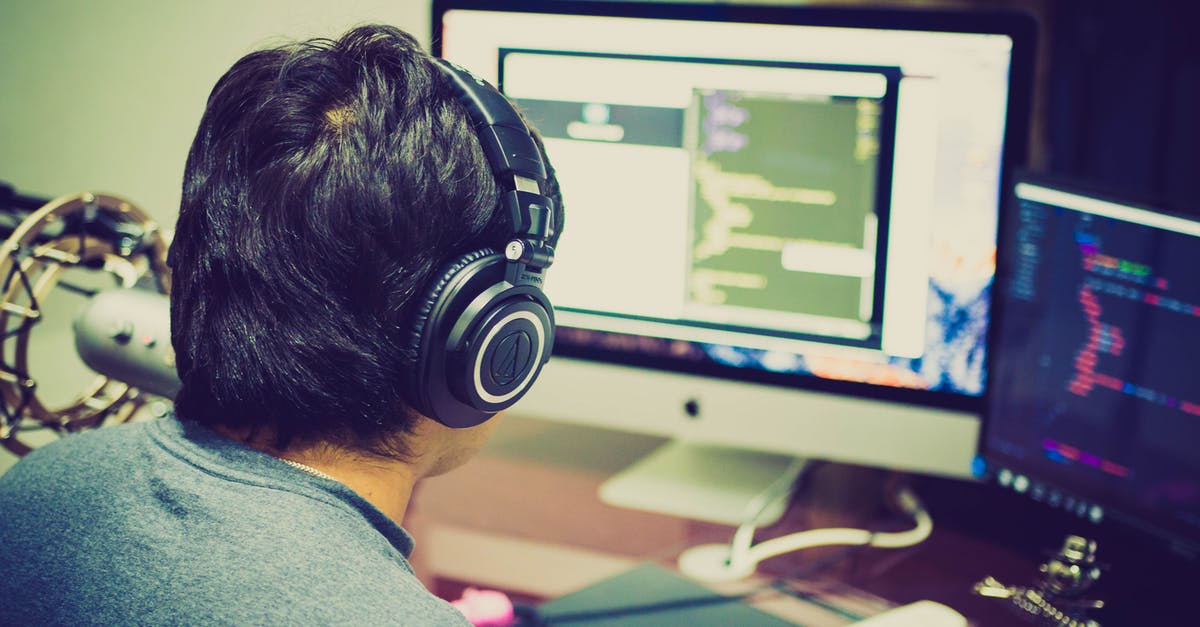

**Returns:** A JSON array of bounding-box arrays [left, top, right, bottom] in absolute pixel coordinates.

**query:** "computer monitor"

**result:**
[[434, 1, 1035, 523], [982, 173, 1200, 558]]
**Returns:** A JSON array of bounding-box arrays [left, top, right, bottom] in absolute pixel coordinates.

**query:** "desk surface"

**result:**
[[537, 562, 800, 626], [405, 416, 1044, 626]]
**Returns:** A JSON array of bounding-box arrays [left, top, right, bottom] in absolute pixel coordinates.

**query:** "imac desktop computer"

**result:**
[[433, 0, 1036, 529]]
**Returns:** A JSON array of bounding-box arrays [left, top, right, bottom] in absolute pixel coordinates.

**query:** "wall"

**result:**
[[1043, 0, 1200, 213], [0, 0, 431, 472], [0, 0, 431, 225]]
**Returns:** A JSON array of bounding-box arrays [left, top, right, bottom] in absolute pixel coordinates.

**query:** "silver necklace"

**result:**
[[280, 458, 339, 483]]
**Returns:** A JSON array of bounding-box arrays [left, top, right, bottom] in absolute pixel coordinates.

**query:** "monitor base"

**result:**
[[598, 440, 805, 526]]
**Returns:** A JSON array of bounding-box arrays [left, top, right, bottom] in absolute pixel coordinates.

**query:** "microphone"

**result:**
[[73, 288, 180, 399]]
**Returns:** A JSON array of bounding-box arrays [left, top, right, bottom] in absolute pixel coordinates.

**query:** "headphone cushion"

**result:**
[[405, 247, 499, 366]]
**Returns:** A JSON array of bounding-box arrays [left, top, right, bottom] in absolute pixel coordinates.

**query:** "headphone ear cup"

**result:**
[[405, 248, 554, 428], [405, 248, 496, 366], [446, 294, 553, 414]]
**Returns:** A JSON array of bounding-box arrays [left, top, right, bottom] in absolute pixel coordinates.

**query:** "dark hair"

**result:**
[[169, 24, 562, 457]]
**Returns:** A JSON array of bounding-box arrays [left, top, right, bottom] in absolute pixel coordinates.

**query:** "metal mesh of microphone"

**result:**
[[0, 191, 170, 457]]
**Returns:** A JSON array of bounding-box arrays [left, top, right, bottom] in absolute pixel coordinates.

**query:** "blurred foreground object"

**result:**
[[973, 535, 1105, 627], [0, 191, 171, 456]]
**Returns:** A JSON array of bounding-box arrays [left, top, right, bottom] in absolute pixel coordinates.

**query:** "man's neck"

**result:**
[[279, 450, 419, 524], [211, 425, 420, 524]]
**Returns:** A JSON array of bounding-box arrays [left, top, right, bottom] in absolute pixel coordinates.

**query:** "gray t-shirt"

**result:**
[[0, 416, 471, 626]]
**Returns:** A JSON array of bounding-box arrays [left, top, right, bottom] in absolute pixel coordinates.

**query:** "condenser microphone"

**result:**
[[73, 288, 180, 399]]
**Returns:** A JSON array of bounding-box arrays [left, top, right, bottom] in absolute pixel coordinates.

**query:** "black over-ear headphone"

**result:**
[[403, 58, 557, 429]]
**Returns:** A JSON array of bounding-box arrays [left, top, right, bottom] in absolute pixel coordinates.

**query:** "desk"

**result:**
[[406, 416, 1041, 626]]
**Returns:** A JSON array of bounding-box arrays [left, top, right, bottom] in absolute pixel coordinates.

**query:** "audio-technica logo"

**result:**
[[490, 331, 534, 386]]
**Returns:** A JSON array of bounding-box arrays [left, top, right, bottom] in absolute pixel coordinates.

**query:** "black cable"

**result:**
[[514, 543, 867, 626], [0, 182, 51, 213], [54, 281, 99, 297], [514, 589, 764, 626]]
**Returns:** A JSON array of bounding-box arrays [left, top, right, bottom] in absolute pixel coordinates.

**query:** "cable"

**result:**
[[473, 477, 930, 625], [749, 486, 931, 560], [678, 484, 933, 582], [515, 589, 766, 626], [516, 544, 864, 626], [729, 457, 809, 563]]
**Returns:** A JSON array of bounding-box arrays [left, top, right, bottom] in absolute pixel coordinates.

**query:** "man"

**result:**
[[0, 24, 562, 625]]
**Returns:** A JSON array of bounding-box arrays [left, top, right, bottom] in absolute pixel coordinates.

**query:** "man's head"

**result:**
[[168, 25, 562, 459]]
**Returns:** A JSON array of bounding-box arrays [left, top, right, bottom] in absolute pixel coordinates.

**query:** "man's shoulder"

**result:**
[[1, 555, 472, 626], [0, 419, 472, 626], [0, 419, 155, 493], [11, 418, 154, 461], [116, 544, 472, 626]]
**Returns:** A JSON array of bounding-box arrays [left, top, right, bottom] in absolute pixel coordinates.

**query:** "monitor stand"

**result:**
[[597, 440, 806, 526]]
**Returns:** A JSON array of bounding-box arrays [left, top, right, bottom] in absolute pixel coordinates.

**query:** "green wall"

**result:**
[[0, 0, 431, 472], [0, 0, 430, 225]]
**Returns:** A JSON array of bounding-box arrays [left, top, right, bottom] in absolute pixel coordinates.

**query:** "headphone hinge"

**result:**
[[503, 190, 555, 242], [503, 242, 552, 287]]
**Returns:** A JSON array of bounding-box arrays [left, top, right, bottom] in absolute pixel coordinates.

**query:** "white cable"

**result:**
[[679, 483, 932, 582], [724, 457, 807, 574], [745, 486, 931, 566]]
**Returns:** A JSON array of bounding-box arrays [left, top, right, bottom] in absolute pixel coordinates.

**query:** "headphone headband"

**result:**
[[433, 58, 546, 182], [432, 57, 556, 273]]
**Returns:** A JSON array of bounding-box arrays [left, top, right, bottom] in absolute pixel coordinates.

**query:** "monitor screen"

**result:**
[[984, 174, 1200, 556], [434, 1, 1034, 486]]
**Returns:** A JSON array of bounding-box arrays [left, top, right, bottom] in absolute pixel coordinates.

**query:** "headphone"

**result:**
[[403, 58, 557, 429]]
